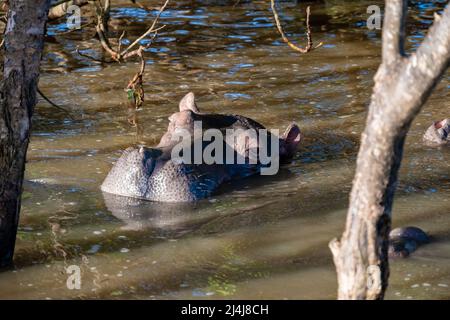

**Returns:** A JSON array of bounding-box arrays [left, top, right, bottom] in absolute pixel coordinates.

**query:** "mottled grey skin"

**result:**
[[388, 226, 430, 258], [101, 92, 302, 202], [423, 119, 449, 146]]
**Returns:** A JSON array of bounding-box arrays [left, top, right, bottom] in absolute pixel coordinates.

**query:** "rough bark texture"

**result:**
[[0, 0, 50, 268], [329, 0, 450, 300]]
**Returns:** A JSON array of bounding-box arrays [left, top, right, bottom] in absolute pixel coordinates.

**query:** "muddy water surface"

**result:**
[[0, 0, 449, 299]]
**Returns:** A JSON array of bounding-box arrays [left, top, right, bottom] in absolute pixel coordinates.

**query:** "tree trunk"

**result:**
[[0, 0, 50, 268], [329, 0, 450, 300]]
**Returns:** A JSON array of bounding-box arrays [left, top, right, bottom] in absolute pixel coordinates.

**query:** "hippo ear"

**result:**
[[281, 123, 302, 158], [179, 92, 199, 113], [435, 118, 450, 129]]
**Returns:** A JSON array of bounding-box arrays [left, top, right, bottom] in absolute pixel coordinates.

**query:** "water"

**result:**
[[0, 0, 449, 299]]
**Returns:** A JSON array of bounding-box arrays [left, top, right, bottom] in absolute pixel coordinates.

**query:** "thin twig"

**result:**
[[90, 0, 168, 61], [55, 21, 95, 35], [270, 0, 322, 53], [117, 30, 126, 53], [51, 0, 77, 7], [37, 87, 74, 120], [129, 0, 159, 11], [125, 47, 146, 109]]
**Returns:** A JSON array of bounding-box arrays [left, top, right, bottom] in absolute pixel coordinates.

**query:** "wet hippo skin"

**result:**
[[423, 119, 449, 146]]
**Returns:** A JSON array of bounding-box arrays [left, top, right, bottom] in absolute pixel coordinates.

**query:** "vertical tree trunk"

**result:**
[[0, 0, 50, 268], [329, 0, 450, 300]]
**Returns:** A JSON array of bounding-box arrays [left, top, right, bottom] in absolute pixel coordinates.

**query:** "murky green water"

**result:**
[[0, 0, 449, 299]]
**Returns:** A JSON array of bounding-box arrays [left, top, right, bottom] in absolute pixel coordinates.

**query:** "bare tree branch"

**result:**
[[395, 5, 450, 119], [37, 87, 74, 119], [382, 0, 407, 65]]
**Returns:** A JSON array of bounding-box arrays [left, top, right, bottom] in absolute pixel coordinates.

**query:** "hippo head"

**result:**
[[423, 118, 449, 146], [101, 147, 163, 199], [158, 92, 303, 162]]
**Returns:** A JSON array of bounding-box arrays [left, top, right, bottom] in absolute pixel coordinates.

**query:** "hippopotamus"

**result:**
[[388, 226, 430, 258], [101, 92, 302, 202], [423, 119, 449, 146]]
